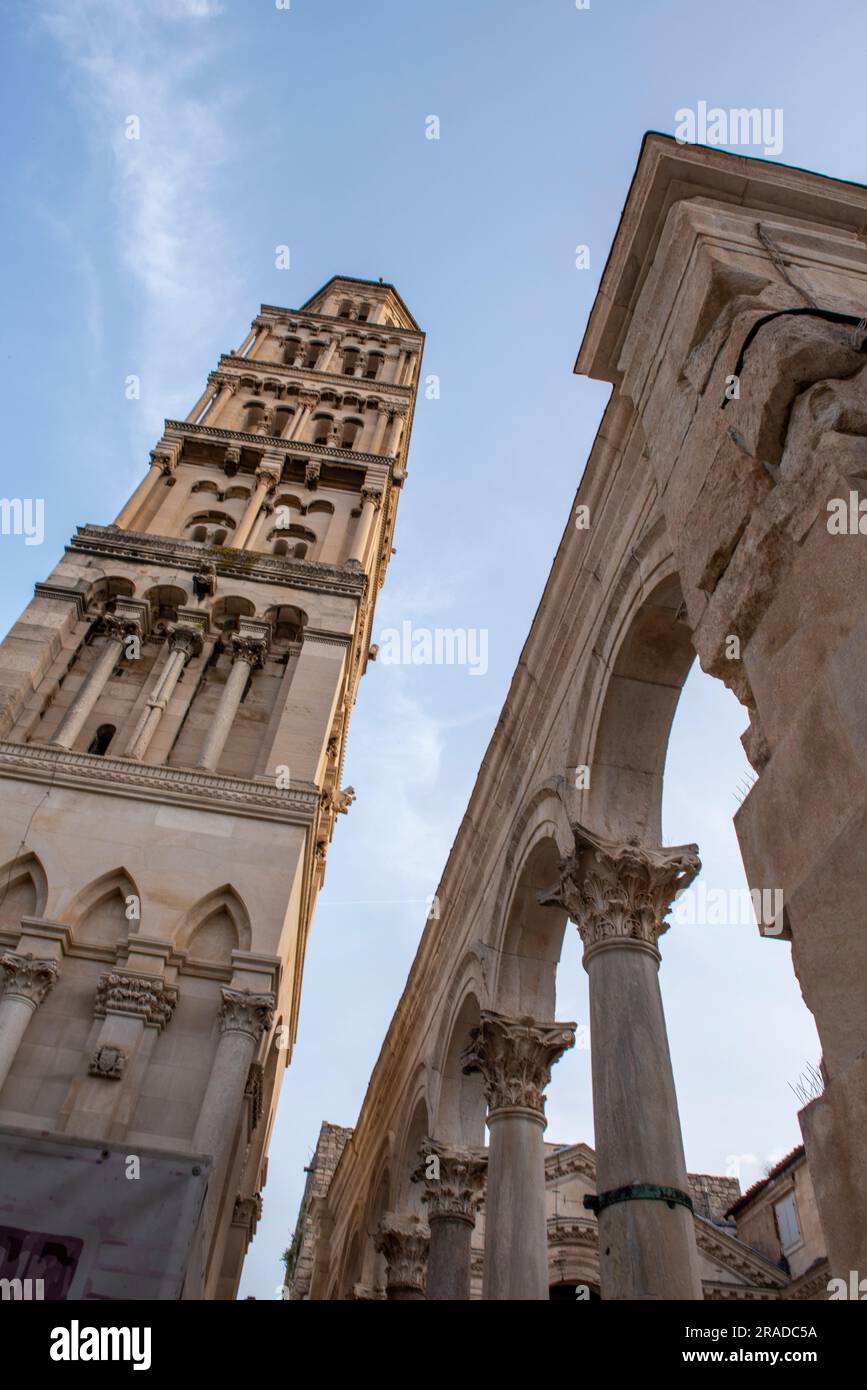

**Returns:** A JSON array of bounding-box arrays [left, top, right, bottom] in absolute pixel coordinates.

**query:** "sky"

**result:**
[[1, 0, 862, 1300]]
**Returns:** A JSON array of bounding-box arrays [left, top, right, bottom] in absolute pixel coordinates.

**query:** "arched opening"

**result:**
[[435, 991, 485, 1147], [86, 723, 116, 756], [211, 595, 256, 634]]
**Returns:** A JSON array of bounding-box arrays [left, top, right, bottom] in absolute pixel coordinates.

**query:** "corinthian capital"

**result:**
[[219, 987, 275, 1041], [374, 1215, 429, 1295], [412, 1140, 486, 1224], [0, 952, 58, 1008], [229, 633, 268, 668], [540, 823, 701, 960], [461, 1012, 575, 1119], [166, 623, 204, 662]]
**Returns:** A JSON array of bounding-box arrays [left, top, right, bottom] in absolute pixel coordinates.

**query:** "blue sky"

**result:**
[[2, 0, 863, 1299]]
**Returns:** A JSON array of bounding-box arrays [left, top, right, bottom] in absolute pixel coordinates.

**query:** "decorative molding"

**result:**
[[245, 1061, 264, 1137], [0, 740, 321, 827], [540, 822, 701, 959], [69, 525, 368, 601], [461, 1011, 575, 1119], [33, 584, 88, 619], [164, 418, 395, 466], [0, 952, 58, 1007], [94, 970, 178, 1032]]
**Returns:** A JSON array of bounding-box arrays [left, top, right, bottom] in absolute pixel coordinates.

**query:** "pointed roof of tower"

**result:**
[[300, 275, 421, 331]]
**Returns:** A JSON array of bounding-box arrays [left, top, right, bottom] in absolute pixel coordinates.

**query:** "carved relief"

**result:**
[[94, 971, 178, 1032]]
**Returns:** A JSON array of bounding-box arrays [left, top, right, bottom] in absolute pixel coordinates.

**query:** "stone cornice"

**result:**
[[0, 740, 321, 827], [219, 355, 414, 400], [69, 525, 368, 600], [165, 418, 394, 467]]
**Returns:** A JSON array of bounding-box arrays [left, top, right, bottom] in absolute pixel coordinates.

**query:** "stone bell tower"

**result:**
[[0, 276, 423, 1300]]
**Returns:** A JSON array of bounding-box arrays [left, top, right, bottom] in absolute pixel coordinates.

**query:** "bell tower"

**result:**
[[0, 276, 423, 1300]]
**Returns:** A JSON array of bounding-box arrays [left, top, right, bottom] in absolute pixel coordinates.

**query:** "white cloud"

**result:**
[[37, 0, 241, 457]]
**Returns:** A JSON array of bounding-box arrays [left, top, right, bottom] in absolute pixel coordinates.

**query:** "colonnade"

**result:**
[[345, 828, 704, 1301]]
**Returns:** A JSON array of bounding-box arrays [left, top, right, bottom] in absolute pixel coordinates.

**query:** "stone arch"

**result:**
[[582, 568, 694, 844], [63, 867, 140, 948], [0, 850, 49, 928], [174, 885, 252, 964], [338, 1226, 363, 1301], [429, 956, 486, 1147], [211, 595, 256, 633], [487, 785, 573, 1019], [392, 1077, 431, 1217], [357, 1149, 391, 1297]]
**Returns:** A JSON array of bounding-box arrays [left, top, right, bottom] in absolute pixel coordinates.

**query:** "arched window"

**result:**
[[312, 413, 333, 446], [273, 538, 289, 557], [338, 300, 353, 320], [342, 419, 363, 450], [192, 525, 207, 543], [357, 303, 371, 322], [87, 724, 116, 757], [364, 353, 383, 380], [293, 543, 308, 559]]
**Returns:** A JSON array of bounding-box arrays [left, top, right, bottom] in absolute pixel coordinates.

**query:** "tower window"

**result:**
[[774, 1193, 802, 1252], [87, 724, 116, 757]]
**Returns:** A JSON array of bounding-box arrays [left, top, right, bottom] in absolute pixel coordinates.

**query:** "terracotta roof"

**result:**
[[725, 1144, 805, 1217]]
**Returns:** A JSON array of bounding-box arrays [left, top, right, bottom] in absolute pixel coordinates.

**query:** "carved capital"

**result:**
[[255, 461, 282, 489], [101, 612, 142, 643], [412, 1140, 486, 1224], [149, 450, 175, 477], [540, 823, 701, 961], [167, 623, 204, 662], [360, 486, 383, 511], [305, 460, 321, 490], [219, 987, 275, 1041], [374, 1215, 429, 1295], [94, 971, 178, 1032], [461, 1011, 575, 1119], [298, 390, 320, 408], [229, 634, 268, 669], [0, 952, 58, 1008]]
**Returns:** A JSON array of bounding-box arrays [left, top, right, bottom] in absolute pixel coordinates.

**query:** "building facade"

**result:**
[[0, 276, 423, 1300]]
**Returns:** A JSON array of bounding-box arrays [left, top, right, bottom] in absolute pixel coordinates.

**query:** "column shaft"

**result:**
[[51, 627, 127, 750], [427, 1216, 474, 1300], [114, 462, 163, 529]]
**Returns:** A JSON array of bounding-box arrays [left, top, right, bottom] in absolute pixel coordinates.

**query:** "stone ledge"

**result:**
[[0, 740, 321, 826]]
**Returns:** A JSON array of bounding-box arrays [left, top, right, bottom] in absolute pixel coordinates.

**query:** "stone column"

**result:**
[[0, 953, 58, 1090], [540, 824, 703, 1301], [204, 378, 237, 426], [462, 1012, 575, 1300], [122, 624, 203, 761], [247, 321, 273, 360], [287, 391, 320, 442], [114, 453, 173, 529], [413, 1140, 486, 1301], [346, 487, 382, 567], [186, 373, 218, 424], [317, 338, 339, 373], [195, 633, 268, 772], [230, 461, 281, 550], [51, 614, 140, 751], [193, 988, 274, 1232], [371, 404, 393, 454], [383, 407, 405, 456], [374, 1215, 430, 1301]]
